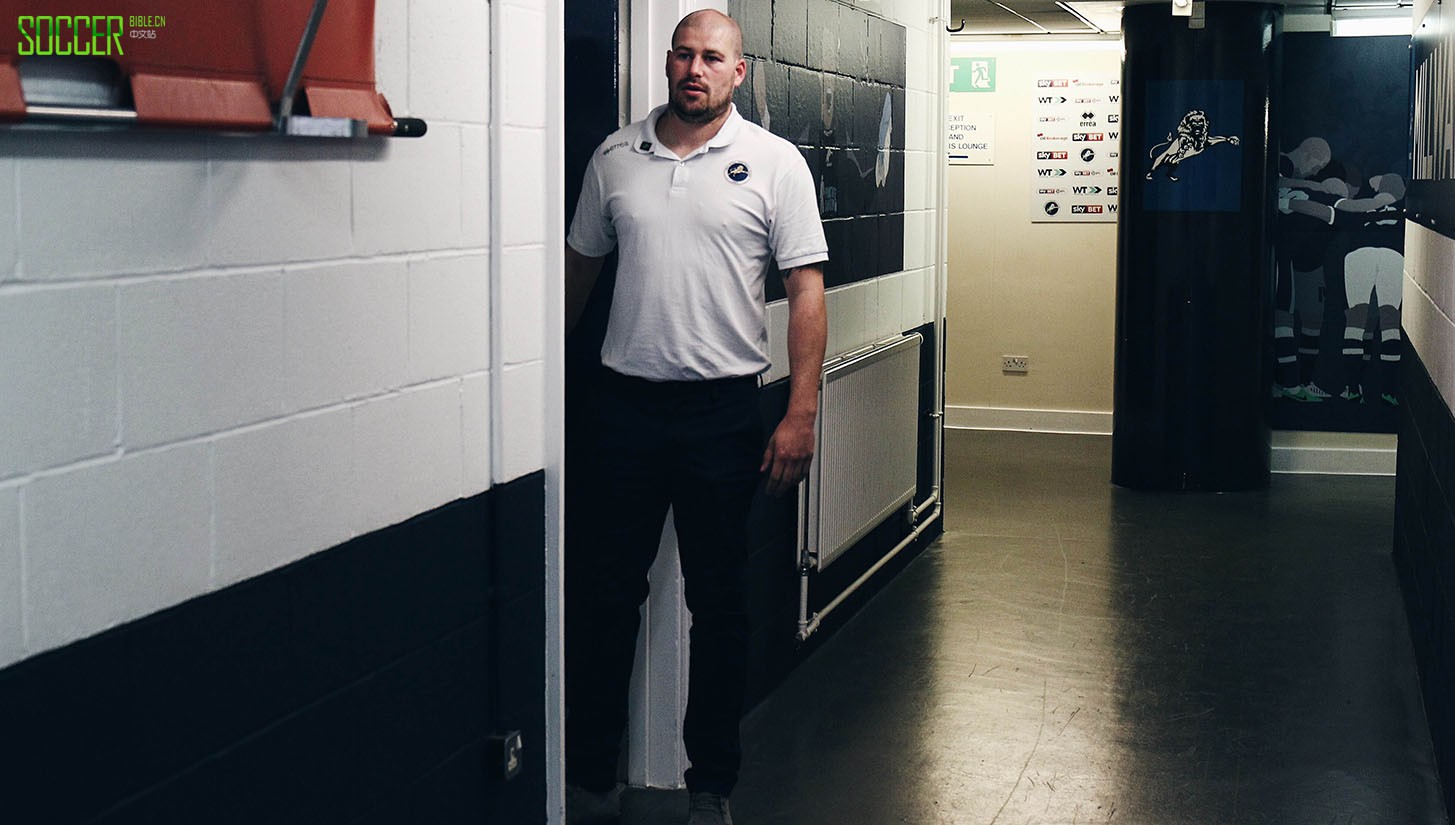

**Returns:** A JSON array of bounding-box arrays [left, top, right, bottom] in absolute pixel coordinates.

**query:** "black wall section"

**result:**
[[1396, 5, 1455, 813], [731, 0, 908, 300], [0, 476, 546, 825], [744, 321, 943, 707], [1112, 3, 1281, 491], [1393, 346, 1455, 819]]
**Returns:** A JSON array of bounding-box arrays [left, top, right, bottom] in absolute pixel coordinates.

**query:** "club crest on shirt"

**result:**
[[725, 162, 751, 183]]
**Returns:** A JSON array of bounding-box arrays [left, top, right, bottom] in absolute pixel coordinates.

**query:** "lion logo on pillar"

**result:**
[[1146, 110, 1240, 182]]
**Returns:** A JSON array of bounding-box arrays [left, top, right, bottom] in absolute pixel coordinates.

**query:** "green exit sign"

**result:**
[[950, 57, 995, 93]]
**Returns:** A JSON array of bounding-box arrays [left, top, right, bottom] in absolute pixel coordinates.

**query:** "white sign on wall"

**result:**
[[1030, 75, 1122, 223], [947, 111, 994, 165]]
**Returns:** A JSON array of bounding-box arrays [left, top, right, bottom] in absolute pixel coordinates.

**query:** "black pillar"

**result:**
[[1112, 2, 1282, 491]]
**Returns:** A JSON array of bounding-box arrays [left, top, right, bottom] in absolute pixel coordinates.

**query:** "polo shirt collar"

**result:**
[[636, 104, 744, 159]]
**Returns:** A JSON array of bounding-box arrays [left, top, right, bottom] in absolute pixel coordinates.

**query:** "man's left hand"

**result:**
[[761, 413, 815, 496]]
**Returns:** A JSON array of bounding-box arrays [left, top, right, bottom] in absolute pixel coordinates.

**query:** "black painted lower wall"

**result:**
[[0, 473, 547, 825], [745, 321, 944, 707], [1393, 342, 1455, 817]]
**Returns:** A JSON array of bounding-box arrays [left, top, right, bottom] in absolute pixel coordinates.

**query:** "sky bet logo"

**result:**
[[1071, 205, 1104, 214], [1073, 133, 1104, 142], [16, 14, 166, 55], [1036, 151, 1068, 160]]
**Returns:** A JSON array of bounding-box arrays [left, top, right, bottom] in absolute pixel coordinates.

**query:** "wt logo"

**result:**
[[1108, 94, 1120, 103]]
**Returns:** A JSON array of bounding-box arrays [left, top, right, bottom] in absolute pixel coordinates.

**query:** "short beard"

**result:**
[[668, 94, 729, 125]]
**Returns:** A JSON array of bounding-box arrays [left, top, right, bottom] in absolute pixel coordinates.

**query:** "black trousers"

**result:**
[[565, 368, 763, 797]]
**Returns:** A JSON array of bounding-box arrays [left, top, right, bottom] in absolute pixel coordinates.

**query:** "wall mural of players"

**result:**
[[1272, 33, 1409, 432]]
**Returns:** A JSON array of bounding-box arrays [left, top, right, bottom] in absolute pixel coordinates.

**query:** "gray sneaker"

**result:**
[[687, 791, 734, 825], [566, 783, 622, 825]]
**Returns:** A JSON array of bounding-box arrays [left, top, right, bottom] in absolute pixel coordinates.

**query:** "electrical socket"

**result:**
[[1001, 355, 1030, 374]]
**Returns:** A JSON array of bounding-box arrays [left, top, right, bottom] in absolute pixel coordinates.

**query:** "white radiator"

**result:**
[[800, 333, 923, 571]]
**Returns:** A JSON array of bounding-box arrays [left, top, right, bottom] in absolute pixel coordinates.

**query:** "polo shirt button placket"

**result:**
[[671, 160, 688, 192]]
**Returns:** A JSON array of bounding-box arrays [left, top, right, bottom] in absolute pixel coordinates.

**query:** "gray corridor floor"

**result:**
[[620, 430, 1449, 825]]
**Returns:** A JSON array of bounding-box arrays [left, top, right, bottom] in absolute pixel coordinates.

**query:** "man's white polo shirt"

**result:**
[[568, 104, 828, 382]]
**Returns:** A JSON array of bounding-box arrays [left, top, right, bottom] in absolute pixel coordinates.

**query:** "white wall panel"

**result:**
[[410, 2, 491, 123], [0, 485, 20, 664], [207, 141, 354, 267], [120, 272, 286, 449], [374, 1, 411, 115], [24, 444, 212, 653], [0, 286, 116, 480], [766, 299, 790, 384], [905, 149, 932, 211], [501, 246, 547, 366], [213, 408, 356, 588], [463, 127, 492, 248], [408, 255, 491, 382], [877, 271, 905, 338], [352, 383, 466, 529], [352, 125, 466, 255], [498, 361, 546, 483], [0, 158, 15, 281], [15, 136, 208, 280], [500, 3, 551, 129], [901, 265, 928, 329], [286, 261, 409, 411], [462, 373, 493, 496], [500, 127, 551, 248], [906, 88, 932, 153]]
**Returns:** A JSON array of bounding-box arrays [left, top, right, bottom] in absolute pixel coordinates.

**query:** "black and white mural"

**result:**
[[729, 0, 907, 296], [1272, 33, 1409, 432]]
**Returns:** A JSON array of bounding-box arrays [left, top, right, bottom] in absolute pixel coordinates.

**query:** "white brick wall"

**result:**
[[287, 261, 409, 409], [25, 444, 213, 653], [213, 408, 356, 588], [0, 485, 20, 664], [208, 141, 354, 266], [0, 158, 16, 281], [0, 285, 117, 479], [119, 272, 288, 449], [0, 0, 562, 669], [408, 254, 492, 382], [14, 135, 209, 280], [1405, 221, 1455, 406]]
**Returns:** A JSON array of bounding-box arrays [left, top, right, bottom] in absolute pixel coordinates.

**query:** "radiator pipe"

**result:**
[[797, 496, 942, 641]]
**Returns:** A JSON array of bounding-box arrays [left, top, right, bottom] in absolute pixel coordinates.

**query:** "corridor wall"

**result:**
[[945, 41, 1120, 434], [0, 2, 564, 822], [1397, 0, 1455, 810], [739, 0, 946, 747]]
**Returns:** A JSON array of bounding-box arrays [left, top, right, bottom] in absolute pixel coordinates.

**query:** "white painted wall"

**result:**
[[0, 0, 565, 701], [944, 39, 1122, 433]]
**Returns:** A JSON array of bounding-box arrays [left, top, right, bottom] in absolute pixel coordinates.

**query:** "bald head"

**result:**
[[673, 10, 743, 61]]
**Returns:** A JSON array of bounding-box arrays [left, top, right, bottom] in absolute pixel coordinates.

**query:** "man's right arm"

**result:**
[[565, 244, 606, 335]]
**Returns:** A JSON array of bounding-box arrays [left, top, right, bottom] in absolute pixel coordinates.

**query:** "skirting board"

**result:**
[[945, 406, 1397, 476]]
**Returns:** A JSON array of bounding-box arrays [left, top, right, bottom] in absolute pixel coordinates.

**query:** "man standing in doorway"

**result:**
[[563, 10, 828, 825]]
